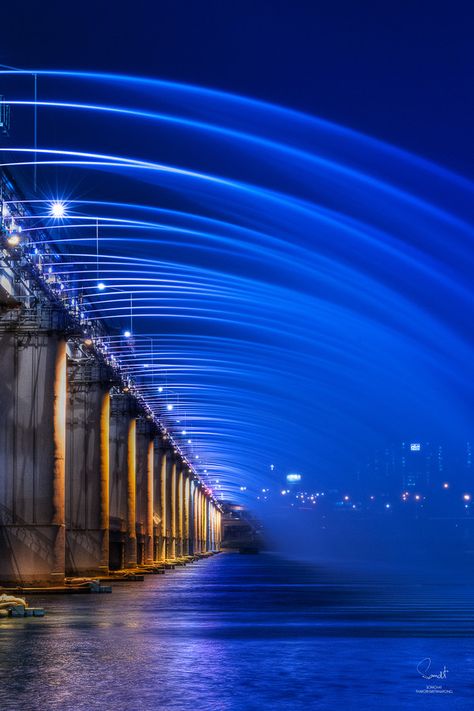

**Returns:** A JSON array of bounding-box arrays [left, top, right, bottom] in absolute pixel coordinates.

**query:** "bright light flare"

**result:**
[[50, 201, 67, 218]]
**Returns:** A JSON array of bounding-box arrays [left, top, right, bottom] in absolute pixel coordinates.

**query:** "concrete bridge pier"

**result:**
[[188, 478, 196, 555], [0, 327, 67, 583], [153, 435, 165, 562], [168, 457, 177, 559], [192, 485, 199, 553], [109, 393, 137, 570], [209, 502, 215, 552], [199, 489, 204, 552], [183, 472, 190, 555], [216, 510, 222, 550], [159, 446, 169, 561], [196, 487, 204, 553], [205, 493, 210, 551], [136, 418, 154, 566], [176, 465, 184, 557], [213, 506, 218, 550], [203, 491, 209, 552], [66, 360, 113, 576], [200, 487, 206, 553]]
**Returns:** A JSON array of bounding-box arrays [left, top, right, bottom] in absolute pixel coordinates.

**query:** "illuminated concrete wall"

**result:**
[[109, 394, 137, 570], [0, 330, 67, 583], [159, 448, 168, 561], [66, 361, 111, 576], [183, 472, 190, 555], [136, 419, 154, 565], [153, 434, 165, 561], [169, 458, 177, 559], [0, 330, 222, 583]]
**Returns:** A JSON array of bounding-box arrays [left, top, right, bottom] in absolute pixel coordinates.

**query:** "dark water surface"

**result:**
[[0, 552, 473, 710]]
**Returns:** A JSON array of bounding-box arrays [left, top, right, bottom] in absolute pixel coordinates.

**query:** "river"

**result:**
[[0, 552, 472, 710]]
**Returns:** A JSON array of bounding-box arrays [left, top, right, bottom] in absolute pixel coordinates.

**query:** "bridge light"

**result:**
[[123, 330, 132, 338], [166, 403, 173, 411], [97, 282, 106, 291], [181, 430, 186, 435], [443, 482, 449, 489], [6, 230, 20, 247], [463, 493, 471, 502], [50, 201, 67, 218], [84, 337, 93, 346], [158, 386, 163, 392]]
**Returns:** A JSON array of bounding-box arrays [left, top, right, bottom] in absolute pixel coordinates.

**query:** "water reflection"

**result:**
[[0, 552, 473, 710]]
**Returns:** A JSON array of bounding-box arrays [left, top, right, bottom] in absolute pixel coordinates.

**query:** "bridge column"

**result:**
[[0, 328, 67, 583], [159, 446, 169, 561], [165, 453, 176, 559], [202, 490, 207, 552], [198, 487, 204, 553], [188, 478, 195, 555], [66, 360, 112, 576], [176, 464, 184, 557], [171, 457, 178, 559], [209, 503, 215, 552], [208, 504, 213, 552], [213, 507, 217, 551], [109, 393, 137, 570], [183, 471, 190, 555], [201, 493, 206, 552], [197, 487, 203, 553], [192, 484, 199, 553], [216, 509, 222, 550], [204, 495, 210, 552], [153, 434, 166, 562], [136, 419, 154, 566]]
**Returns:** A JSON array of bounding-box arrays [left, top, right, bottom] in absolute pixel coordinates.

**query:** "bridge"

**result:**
[[0, 171, 222, 584]]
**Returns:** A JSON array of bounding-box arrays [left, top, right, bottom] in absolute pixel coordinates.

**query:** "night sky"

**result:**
[[3, 1, 474, 175]]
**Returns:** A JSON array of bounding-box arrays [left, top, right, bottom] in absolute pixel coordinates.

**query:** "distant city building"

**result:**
[[361, 441, 455, 494], [399, 442, 443, 490], [286, 473, 302, 483]]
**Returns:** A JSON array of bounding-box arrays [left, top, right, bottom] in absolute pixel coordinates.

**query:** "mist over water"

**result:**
[[260, 504, 474, 580]]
